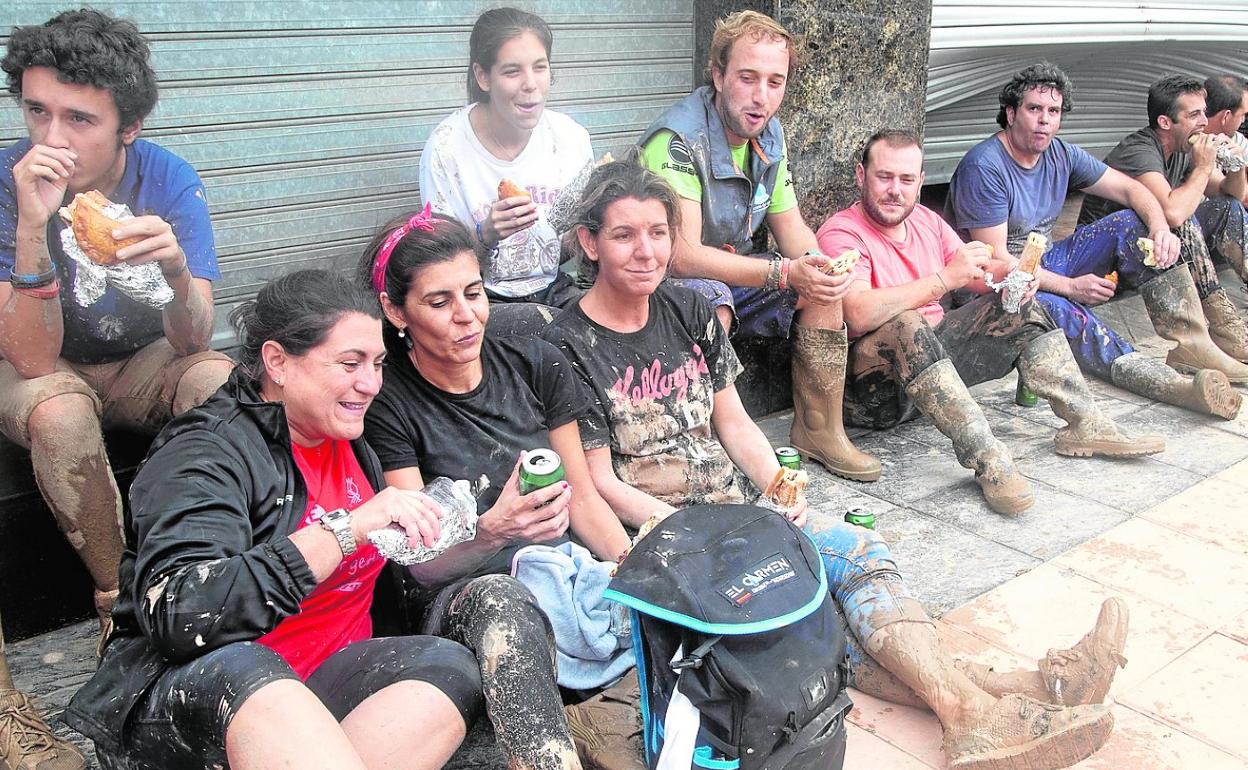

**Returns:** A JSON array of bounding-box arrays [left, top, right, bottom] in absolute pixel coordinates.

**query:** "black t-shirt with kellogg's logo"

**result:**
[[543, 284, 745, 507]]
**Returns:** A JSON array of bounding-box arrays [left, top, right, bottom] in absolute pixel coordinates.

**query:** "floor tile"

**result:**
[[910, 479, 1130, 561], [846, 688, 945, 768], [841, 431, 970, 506], [869, 507, 1040, 617], [941, 562, 1212, 695], [1013, 451, 1201, 514], [1211, 458, 1248, 490], [1054, 518, 1248, 627], [845, 720, 939, 768], [1121, 633, 1248, 759], [1139, 477, 1248, 554], [1070, 704, 1247, 769], [1115, 402, 1248, 478], [1220, 610, 1248, 645]]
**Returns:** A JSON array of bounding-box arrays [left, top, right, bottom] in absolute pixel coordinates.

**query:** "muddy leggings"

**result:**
[[803, 518, 933, 705], [423, 574, 582, 770], [1035, 202, 1238, 378], [843, 294, 1055, 428], [94, 637, 482, 770]]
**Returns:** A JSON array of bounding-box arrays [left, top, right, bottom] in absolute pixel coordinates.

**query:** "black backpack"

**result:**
[[604, 504, 852, 770]]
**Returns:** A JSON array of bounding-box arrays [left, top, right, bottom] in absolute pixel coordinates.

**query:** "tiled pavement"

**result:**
[[9, 272, 1248, 769]]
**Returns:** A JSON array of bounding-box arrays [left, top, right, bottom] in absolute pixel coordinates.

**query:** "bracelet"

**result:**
[[14, 280, 60, 299], [765, 254, 783, 290], [474, 220, 499, 257], [933, 272, 950, 296], [779, 258, 792, 291], [162, 259, 189, 279], [9, 268, 56, 288]]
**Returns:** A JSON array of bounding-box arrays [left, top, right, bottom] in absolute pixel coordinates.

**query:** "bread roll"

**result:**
[[58, 190, 142, 266]]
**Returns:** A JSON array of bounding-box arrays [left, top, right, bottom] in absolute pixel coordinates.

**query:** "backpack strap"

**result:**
[[656, 643, 704, 770], [671, 636, 722, 670]]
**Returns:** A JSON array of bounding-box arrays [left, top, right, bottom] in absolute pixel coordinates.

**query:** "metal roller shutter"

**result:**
[[1, 2, 695, 347], [926, 1, 1248, 182]]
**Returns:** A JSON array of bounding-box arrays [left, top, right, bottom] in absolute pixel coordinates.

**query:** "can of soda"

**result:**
[[775, 446, 802, 471], [843, 507, 876, 529], [1015, 380, 1039, 407], [519, 449, 565, 495]]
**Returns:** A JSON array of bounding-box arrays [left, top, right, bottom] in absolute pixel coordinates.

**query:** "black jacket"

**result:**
[[65, 371, 386, 753]]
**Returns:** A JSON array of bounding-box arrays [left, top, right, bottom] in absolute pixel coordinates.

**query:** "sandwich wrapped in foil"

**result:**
[[58, 201, 173, 309], [367, 477, 479, 565]]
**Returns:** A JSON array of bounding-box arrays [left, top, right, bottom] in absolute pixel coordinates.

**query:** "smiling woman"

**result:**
[[418, 7, 595, 307], [65, 270, 482, 770]]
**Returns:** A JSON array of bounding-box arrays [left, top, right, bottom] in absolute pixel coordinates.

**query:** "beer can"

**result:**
[[519, 449, 565, 495], [844, 507, 876, 529], [775, 446, 802, 471], [1015, 380, 1039, 407]]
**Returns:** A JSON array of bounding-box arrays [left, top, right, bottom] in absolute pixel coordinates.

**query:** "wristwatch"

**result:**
[[319, 508, 357, 556]]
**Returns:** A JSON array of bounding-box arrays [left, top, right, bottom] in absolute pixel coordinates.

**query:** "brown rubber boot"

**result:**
[[957, 597, 1130, 707], [1110, 353, 1241, 420], [789, 324, 881, 482], [0, 689, 86, 770], [944, 695, 1113, 770], [1018, 331, 1165, 458], [1137, 268, 1248, 384], [1202, 290, 1248, 363], [565, 670, 645, 770], [904, 360, 1034, 514], [94, 588, 119, 660]]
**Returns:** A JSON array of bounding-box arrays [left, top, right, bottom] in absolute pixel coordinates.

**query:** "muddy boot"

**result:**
[[1019, 331, 1165, 458], [1110, 353, 1241, 420], [904, 360, 1034, 514], [565, 671, 645, 770], [1202, 290, 1248, 363], [0, 689, 86, 770], [94, 588, 119, 659], [789, 324, 881, 481], [944, 695, 1113, 770], [958, 597, 1129, 707], [1138, 268, 1248, 384]]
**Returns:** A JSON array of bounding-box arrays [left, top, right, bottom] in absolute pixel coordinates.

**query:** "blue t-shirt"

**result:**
[[1, 139, 219, 363], [945, 135, 1107, 256]]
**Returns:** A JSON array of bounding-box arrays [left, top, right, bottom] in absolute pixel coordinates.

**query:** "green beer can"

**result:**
[[519, 449, 565, 495], [844, 507, 876, 529], [1015, 380, 1039, 407], [775, 446, 802, 471]]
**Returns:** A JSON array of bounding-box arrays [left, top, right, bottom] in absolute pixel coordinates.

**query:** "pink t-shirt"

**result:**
[[816, 202, 964, 333]]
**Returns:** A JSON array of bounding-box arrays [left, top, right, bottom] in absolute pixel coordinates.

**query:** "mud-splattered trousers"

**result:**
[[1035, 203, 1237, 378], [802, 518, 933, 700], [92, 637, 482, 770], [842, 294, 1055, 429], [421, 574, 582, 770]]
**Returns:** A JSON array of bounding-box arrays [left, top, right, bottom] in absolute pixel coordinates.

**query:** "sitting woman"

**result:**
[[420, 7, 595, 308], [66, 271, 481, 770], [358, 209, 632, 770], [541, 161, 1128, 770]]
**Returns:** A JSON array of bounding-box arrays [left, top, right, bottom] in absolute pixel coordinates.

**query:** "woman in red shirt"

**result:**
[[67, 270, 482, 770]]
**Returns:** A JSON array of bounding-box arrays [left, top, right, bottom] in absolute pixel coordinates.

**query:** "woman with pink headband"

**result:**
[[420, 7, 594, 308], [359, 208, 634, 770]]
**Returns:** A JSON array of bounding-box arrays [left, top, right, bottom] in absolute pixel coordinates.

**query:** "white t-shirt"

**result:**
[[420, 104, 594, 297]]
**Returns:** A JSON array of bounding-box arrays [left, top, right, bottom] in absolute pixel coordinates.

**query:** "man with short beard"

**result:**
[[637, 10, 880, 484], [817, 131, 1165, 515], [947, 63, 1246, 414]]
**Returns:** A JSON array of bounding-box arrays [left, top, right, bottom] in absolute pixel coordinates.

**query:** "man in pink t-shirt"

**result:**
[[814, 131, 1161, 514]]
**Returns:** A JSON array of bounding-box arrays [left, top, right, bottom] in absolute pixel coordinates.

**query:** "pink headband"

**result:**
[[372, 203, 436, 292]]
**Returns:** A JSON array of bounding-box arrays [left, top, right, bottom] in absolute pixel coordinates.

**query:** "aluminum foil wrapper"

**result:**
[[366, 478, 479, 566], [1216, 143, 1246, 174], [59, 203, 173, 309], [545, 159, 598, 234], [984, 269, 1035, 314]]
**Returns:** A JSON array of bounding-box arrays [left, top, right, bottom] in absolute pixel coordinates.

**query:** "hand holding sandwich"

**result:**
[[479, 178, 538, 248]]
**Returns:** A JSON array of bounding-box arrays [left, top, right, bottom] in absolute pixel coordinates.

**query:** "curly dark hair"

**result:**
[[3, 8, 159, 128], [996, 62, 1073, 129]]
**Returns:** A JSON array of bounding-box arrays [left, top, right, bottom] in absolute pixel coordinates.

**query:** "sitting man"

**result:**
[[1203, 73, 1248, 213], [817, 130, 1164, 515], [637, 10, 879, 482], [1079, 74, 1248, 364], [0, 10, 233, 769], [947, 63, 1248, 408]]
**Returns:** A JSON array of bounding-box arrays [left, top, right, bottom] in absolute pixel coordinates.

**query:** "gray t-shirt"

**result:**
[[1078, 127, 1189, 225]]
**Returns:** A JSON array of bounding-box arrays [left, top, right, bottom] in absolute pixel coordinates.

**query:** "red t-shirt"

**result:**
[[258, 440, 382, 679], [816, 202, 964, 334]]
